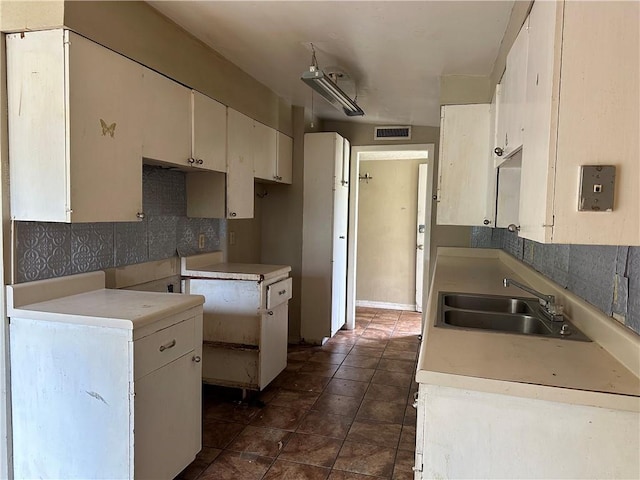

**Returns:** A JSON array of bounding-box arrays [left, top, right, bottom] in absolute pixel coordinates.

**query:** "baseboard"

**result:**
[[356, 300, 416, 311]]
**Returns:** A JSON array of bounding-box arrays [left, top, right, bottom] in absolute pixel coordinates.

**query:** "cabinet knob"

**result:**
[[483, 219, 491, 225], [136, 212, 146, 220], [197, 159, 204, 165], [278, 290, 286, 295], [507, 224, 520, 233], [494, 147, 504, 157], [192, 355, 201, 363], [187, 157, 196, 165], [267, 310, 274, 316], [229, 212, 237, 217], [432, 195, 438, 201]]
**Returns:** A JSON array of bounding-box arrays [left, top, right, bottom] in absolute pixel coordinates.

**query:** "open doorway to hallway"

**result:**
[[345, 145, 434, 330]]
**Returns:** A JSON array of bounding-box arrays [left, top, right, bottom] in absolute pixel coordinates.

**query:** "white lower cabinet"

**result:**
[[7, 272, 204, 480], [414, 383, 639, 479]]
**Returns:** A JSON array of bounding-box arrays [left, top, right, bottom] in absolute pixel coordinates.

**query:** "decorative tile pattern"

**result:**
[[148, 215, 179, 260], [142, 165, 186, 217], [70, 223, 114, 274], [16, 222, 72, 282], [114, 221, 149, 267]]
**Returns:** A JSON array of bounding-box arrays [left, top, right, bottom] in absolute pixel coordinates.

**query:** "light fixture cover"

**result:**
[[301, 68, 364, 117]]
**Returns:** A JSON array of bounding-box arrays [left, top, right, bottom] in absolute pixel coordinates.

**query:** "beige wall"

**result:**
[[323, 120, 471, 283], [440, 75, 492, 105], [357, 159, 425, 306]]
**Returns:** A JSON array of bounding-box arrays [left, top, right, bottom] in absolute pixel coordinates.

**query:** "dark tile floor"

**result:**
[[176, 307, 422, 480]]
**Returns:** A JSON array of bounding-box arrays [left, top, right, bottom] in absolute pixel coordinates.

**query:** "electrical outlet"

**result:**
[[229, 231, 236, 246], [198, 233, 205, 249]]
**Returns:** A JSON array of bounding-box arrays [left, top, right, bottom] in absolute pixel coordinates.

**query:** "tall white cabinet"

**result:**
[[301, 133, 350, 345]]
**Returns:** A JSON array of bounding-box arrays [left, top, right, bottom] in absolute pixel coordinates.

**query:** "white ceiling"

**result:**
[[148, 1, 514, 127]]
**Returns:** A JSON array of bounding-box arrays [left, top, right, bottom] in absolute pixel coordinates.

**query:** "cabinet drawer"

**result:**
[[266, 277, 292, 309], [134, 317, 195, 379]]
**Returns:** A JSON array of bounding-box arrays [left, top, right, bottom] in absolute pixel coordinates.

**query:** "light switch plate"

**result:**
[[578, 165, 615, 212]]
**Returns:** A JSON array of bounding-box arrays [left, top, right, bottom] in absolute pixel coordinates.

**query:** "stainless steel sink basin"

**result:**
[[443, 310, 551, 335], [435, 292, 591, 341], [443, 293, 535, 314]]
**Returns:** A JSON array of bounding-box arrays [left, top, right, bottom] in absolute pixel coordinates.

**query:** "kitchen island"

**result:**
[[415, 248, 640, 479]]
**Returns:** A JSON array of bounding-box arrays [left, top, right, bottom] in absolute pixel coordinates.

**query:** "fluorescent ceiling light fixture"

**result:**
[[301, 66, 364, 117]]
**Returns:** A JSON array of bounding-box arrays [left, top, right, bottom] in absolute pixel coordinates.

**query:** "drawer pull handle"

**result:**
[[192, 355, 201, 363], [159, 339, 176, 352], [278, 289, 286, 295]]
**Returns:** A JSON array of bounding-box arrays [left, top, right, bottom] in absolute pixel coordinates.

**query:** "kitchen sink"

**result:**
[[443, 293, 535, 314], [443, 310, 551, 335], [436, 292, 591, 341]]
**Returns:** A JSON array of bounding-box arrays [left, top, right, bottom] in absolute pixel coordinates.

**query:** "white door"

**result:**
[[415, 164, 428, 312], [331, 139, 349, 336]]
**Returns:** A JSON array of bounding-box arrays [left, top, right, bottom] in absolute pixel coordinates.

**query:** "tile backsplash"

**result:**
[[471, 227, 640, 336], [15, 166, 225, 283]]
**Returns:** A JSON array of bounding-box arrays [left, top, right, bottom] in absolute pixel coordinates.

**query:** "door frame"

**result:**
[[345, 144, 434, 330]]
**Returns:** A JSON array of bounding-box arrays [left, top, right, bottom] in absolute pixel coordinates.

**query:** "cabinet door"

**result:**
[[436, 104, 494, 226], [7, 29, 144, 223], [519, 0, 559, 243], [253, 121, 278, 181], [496, 19, 528, 162], [192, 91, 226, 172], [259, 302, 288, 389], [134, 352, 200, 480], [331, 139, 348, 336], [142, 67, 192, 166], [227, 109, 255, 218], [68, 32, 144, 222], [276, 132, 293, 184]]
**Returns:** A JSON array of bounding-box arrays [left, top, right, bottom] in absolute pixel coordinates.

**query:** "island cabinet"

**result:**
[[436, 104, 494, 227], [6, 29, 144, 223], [518, 0, 639, 244], [6, 271, 205, 480], [181, 253, 291, 392]]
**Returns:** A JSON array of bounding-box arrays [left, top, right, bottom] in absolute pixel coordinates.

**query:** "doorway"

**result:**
[[345, 145, 434, 330]]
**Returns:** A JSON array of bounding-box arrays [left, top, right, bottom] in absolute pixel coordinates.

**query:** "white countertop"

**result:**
[[180, 253, 291, 282], [417, 248, 640, 411], [7, 271, 204, 330]]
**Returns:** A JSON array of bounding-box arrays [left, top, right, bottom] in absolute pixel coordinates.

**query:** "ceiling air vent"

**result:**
[[374, 126, 411, 141]]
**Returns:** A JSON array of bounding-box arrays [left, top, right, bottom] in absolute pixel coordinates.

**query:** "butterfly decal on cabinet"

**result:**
[[100, 119, 117, 138]]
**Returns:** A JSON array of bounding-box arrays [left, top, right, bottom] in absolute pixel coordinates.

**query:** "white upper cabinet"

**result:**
[[142, 68, 192, 166], [495, 16, 528, 165], [276, 132, 293, 184], [253, 121, 278, 181], [6, 29, 144, 223], [436, 104, 495, 227], [254, 124, 293, 184], [226, 108, 255, 219], [192, 91, 226, 172], [519, 0, 639, 244]]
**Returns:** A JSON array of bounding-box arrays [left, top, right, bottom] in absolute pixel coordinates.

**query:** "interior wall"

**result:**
[[356, 159, 425, 307], [440, 75, 492, 105], [323, 120, 471, 283], [259, 107, 308, 341]]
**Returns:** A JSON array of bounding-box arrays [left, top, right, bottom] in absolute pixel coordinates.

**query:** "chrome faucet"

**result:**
[[503, 278, 564, 322]]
